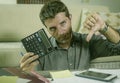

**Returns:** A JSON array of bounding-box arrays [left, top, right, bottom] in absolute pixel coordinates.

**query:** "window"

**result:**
[[17, 0, 60, 4]]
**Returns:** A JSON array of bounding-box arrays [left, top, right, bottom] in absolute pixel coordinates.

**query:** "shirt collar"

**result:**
[[50, 37, 58, 48]]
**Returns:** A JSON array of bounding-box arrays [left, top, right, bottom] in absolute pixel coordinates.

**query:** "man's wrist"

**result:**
[[99, 23, 109, 34]]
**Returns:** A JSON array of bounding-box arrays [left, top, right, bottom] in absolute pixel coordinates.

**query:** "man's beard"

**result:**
[[56, 28, 72, 44]]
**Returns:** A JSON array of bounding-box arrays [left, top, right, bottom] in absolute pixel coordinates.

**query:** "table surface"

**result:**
[[17, 68, 120, 83]]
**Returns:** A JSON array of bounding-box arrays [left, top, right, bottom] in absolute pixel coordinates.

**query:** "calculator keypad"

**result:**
[[21, 29, 54, 56]]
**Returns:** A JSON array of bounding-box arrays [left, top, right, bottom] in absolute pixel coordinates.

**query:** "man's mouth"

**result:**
[[57, 33, 71, 43]]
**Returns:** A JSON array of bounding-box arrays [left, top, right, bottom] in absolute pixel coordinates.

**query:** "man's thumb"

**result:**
[[86, 30, 94, 42]]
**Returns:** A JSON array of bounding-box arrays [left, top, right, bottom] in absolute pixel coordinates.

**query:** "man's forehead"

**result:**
[[44, 12, 67, 26], [45, 12, 66, 21]]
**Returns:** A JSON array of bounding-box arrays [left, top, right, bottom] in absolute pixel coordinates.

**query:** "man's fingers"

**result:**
[[86, 20, 95, 27], [88, 16, 97, 24], [20, 55, 39, 70], [84, 23, 91, 30], [21, 60, 39, 71], [91, 13, 98, 21], [84, 15, 97, 30], [20, 52, 34, 63]]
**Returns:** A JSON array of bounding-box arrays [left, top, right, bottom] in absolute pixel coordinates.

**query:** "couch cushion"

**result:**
[[90, 56, 120, 69], [0, 42, 23, 68]]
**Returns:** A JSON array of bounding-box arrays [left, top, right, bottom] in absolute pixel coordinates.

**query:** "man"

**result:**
[[20, 0, 120, 72]]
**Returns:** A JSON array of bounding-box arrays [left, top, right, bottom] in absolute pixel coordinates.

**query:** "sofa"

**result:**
[[0, 4, 119, 75]]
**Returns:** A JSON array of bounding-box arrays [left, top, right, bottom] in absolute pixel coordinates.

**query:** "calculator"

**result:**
[[21, 29, 55, 57]]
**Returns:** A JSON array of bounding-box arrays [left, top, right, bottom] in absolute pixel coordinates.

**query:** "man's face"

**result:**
[[44, 12, 72, 44]]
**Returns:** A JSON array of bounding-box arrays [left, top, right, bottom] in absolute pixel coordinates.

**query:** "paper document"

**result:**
[[0, 76, 18, 83], [50, 70, 73, 79]]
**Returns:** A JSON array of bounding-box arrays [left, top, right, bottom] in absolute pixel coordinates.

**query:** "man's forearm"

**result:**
[[3, 68, 31, 79], [100, 25, 120, 43]]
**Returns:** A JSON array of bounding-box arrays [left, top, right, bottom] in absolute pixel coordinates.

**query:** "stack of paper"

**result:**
[[50, 70, 73, 79]]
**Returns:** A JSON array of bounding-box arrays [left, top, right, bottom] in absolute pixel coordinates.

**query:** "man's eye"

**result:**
[[50, 28, 56, 32], [61, 21, 66, 26]]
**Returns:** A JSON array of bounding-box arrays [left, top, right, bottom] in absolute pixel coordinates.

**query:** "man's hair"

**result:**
[[39, 0, 70, 25]]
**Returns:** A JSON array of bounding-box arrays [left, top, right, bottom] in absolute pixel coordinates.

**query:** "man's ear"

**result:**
[[69, 14, 72, 20]]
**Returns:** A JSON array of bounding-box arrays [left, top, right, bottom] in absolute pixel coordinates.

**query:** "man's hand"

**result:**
[[20, 52, 39, 72], [84, 13, 105, 42]]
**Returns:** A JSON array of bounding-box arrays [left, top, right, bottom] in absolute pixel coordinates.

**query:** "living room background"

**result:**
[[0, 0, 119, 12]]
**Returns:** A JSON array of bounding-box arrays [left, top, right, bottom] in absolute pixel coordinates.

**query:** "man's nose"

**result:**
[[57, 27, 65, 35]]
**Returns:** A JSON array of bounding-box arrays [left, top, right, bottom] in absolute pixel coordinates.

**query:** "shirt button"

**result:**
[[70, 63, 72, 66]]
